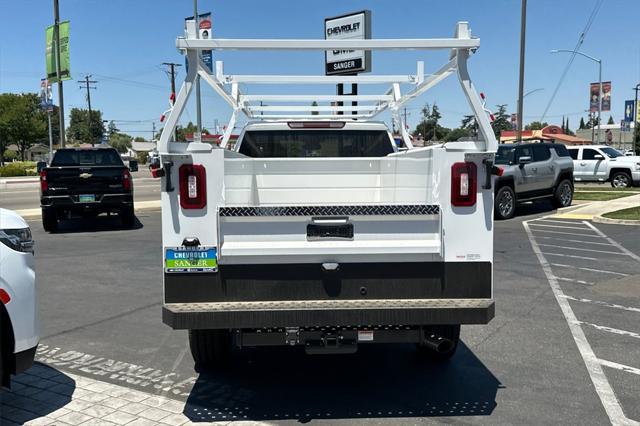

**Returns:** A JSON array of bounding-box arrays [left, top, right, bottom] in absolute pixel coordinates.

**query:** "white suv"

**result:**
[[567, 145, 640, 188], [0, 208, 39, 387]]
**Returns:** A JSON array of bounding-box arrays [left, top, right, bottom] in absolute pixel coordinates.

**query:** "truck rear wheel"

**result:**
[[417, 325, 460, 361], [42, 209, 58, 233], [121, 207, 135, 228], [188, 329, 231, 371]]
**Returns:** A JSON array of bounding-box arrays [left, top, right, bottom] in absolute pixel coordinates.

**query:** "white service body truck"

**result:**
[[156, 20, 498, 367]]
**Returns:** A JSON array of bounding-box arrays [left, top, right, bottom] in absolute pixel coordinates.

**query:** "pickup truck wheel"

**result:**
[[552, 179, 573, 208], [494, 186, 516, 220], [417, 325, 460, 361], [121, 207, 135, 228], [189, 329, 231, 371], [611, 172, 631, 188], [42, 209, 58, 233]]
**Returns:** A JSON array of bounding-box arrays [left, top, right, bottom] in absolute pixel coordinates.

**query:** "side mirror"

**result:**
[[129, 160, 138, 172], [518, 156, 532, 167], [593, 154, 604, 160]]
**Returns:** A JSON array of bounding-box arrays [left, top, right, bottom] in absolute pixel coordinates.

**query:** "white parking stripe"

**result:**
[[529, 223, 595, 231], [523, 220, 636, 426], [583, 221, 640, 263], [577, 321, 640, 340], [537, 244, 627, 256], [536, 219, 587, 225], [562, 295, 640, 313], [555, 277, 594, 286], [550, 263, 629, 277], [531, 229, 603, 238], [599, 359, 640, 377], [541, 252, 599, 261], [536, 236, 614, 246]]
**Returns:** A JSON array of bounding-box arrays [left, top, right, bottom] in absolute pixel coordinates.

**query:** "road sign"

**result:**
[[39, 78, 53, 112], [324, 11, 371, 75], [185, 13, 213, 72], [45, 21, 71, 83]]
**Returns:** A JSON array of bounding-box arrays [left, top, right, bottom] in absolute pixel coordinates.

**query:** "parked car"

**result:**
[[39, 147, 135, 232], [566, 145, 640, 188], [0, 208, 38, 387], [493, 143, 574, 220]]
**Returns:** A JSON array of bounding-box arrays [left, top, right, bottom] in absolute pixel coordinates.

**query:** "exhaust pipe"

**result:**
[[422, 333, 455, 354]]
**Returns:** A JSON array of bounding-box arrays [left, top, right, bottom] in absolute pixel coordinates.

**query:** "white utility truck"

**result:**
[[156, 21, 498, 368]]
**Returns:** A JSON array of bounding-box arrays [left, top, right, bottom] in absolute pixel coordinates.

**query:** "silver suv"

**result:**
[[493, 143, 574, 220]]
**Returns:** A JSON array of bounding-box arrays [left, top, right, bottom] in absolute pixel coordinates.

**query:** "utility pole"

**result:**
[[516, 0, 527, 142], [634, 84, 640, 154], [78, 75, 98, 146], [53, 0, 66, 147], [152, 121, 156, 141], [162, 62, 182, 141]]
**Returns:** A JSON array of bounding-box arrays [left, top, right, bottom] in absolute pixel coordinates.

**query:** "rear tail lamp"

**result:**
[[122, 169, 132, 190], [451, 162, 477, 207], [179, 164, 206, 209], [287, 121, 345, 129], [40, 169, 48, 193]]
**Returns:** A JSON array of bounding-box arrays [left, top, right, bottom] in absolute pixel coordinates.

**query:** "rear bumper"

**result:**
[[163, 261, 493, 329], [41, 193, 133, 211]]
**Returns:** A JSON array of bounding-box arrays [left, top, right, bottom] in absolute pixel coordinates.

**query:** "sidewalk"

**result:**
[[552, 193, 640, 220]]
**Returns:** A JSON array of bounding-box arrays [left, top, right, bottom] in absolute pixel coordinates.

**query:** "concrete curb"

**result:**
[[593, 215, 640, 226]]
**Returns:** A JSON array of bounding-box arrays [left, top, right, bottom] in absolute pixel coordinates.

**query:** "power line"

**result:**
[[540, 0, 604, 121], [78, 74, 98, 145]]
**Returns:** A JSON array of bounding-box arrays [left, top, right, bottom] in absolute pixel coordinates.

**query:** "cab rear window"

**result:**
[[238, 130, 394, 158], [51, 149, 124, 167]]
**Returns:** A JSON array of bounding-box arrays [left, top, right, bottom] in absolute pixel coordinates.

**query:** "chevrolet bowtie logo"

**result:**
[[79, 173, 93, 179]]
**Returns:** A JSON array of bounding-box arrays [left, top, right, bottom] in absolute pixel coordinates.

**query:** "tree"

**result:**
[[565, 117, 574, 136], [525, 121, 548, 131], [67, 108, 105, 145], [108, 132, 132, 153], [413, 103, 449, 141], [0, 93, 48, 163], [461, 115, 478, 136], [579, 117, 586, 129], [491, 104, 511, 138], [134, 136, 146, 142], [607, 115, 614, 125], [311, 101, 319, 116], [444, 127, 471, 142]]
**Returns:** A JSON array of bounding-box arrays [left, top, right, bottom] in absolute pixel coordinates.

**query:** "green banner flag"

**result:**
[[46, 21, 71, 83]]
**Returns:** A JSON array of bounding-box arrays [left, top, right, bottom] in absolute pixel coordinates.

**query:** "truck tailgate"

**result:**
[[45, 166, 128, 195]]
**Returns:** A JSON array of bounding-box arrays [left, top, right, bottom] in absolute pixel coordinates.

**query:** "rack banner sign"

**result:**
[[589, 81, 612, 112], [39, 78, 53, 112], [185, 13, 213, 72], [624, 100, 634, 123], [45, 21, 71, 83], [324, 10, 371, 75]]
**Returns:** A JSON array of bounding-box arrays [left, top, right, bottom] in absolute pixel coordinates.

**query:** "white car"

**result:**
[[0, 208, 38, 387], [567, 145, 640, 188]]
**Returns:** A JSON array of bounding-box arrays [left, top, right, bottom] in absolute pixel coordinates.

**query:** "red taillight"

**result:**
[[179, 164, 206, 209], [122, 169, 132, 190], [0, 289, 10, 304], [451, 162, 477, 207], [40, 169, 48, 193]]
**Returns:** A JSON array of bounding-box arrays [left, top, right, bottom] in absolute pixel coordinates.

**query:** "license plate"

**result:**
[[165, 247, 217, 273], [79, 194, 96, 203]]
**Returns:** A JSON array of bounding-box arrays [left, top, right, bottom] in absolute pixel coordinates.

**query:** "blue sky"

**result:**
[[1, 0, 639, 138]]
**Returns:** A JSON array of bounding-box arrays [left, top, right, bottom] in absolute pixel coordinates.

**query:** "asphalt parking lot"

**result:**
[[1, 203, 639, 425]]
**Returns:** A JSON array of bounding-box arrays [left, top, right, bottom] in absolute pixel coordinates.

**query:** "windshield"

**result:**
[[51, 149, 124, 167], [495, 146, 515, 165], [600, 147, 623, 158], [238, 130, 394, 158]]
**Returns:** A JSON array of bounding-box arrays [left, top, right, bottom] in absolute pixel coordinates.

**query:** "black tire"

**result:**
[[552, 179, 573, 209], [188, 329, 231, 371], [42, 209, 58, 233], [121, 206, 135, 228], [610, 171, 632, 188], [417, 325, 461, 361], [494, 186, 516, 220]]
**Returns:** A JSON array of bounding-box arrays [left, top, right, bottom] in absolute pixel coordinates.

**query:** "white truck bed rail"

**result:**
[[158, 21, 498, 152]]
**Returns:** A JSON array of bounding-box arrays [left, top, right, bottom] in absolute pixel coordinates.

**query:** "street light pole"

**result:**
[[550, 49, 602, 143], [53, 0, 66, 148], [516, 0, 527, 142], [634, 83, 639, 154]]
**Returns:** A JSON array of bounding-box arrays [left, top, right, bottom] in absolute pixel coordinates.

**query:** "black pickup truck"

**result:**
[[39, 148, 135, 232]]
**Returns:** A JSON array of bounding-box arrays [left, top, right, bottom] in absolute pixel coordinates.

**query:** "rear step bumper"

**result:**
[[163, 298, 495, 329]]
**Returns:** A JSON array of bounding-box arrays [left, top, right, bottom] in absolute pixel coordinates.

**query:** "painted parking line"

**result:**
[[531, 229, 604, 238], [523, 220, 640, 426], [599, 359, 640, 377], [562, 295, 640, 314], [577, 322, 640, 340], [529, 223, 596, 231], [554, 277, 594, 286], [549, 263, 629, 277], [536, 236, 615, 247], [536, 243, 627, 256], [541, 252, 599, 261], [535, 219, 591, 225], [583, 221, 640, 262]]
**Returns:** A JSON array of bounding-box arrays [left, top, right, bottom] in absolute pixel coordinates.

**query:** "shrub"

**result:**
[[0, 162, 37, 177], [136, 151, 149, 164]]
